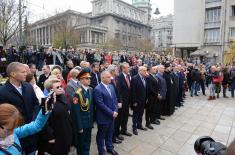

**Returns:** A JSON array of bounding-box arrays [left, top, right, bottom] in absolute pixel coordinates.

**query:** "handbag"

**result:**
[[213, 75, 222, 83]]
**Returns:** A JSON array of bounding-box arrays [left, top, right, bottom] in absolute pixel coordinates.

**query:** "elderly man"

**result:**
[[0, 62, 40, 154], [146, 66, 161, 129], [107, 65, 123, 144], [94, 71, 119, 155], [116, 62, 132, 137], [38, 65, 51, 90], [131, 66, 148, 135], [66, 69, 80, 102], [80, 61, 90, 69]]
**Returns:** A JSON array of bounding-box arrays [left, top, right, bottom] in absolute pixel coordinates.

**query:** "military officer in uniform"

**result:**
[[71, 68, 94, 155]]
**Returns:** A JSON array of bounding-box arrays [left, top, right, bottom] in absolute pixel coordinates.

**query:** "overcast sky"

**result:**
[[27, 0, 174, 23]]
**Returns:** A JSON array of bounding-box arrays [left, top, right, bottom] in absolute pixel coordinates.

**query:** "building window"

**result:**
[[230, 27, 235, 38], [232, 5, 235, 16], [204, 28, 220, 43], [205, 7, 221, 22]]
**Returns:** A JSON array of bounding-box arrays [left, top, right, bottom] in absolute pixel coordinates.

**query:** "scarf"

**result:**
[[0, 134, 14, 149]]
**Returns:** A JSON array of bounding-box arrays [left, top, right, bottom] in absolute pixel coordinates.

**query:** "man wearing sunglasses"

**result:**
[[71, 68, 94, 155]]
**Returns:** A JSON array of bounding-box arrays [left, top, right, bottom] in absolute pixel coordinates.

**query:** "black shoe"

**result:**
[[112, 138, 122, 144], [107, 149, 119, 155], [121, 131, 132, 136], [133, 130, 138, 135], [159, 117, 165, 120], [117, 135, 124, 141], [224, 96, 229, 98], [137, 126, 147, 131], [146, 124, 154, 130], [195, 94, 199, 96], [152, 120, 160, 125]]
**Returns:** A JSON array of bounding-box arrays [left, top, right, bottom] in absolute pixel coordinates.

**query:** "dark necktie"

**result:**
[[125, 75, 130, 88], [112, 79, 116, 87], [141, 77, 146, 87]]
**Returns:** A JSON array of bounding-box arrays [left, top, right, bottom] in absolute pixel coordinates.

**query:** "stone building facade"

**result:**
[[173, 0, 235, 63], [29, 0, 152, 50], [150, 14, 173, 52]]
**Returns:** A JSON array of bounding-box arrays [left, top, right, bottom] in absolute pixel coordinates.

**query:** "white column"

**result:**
[[45, 26, 47, 45], [48, 26, 51, 45], [86, 30, 89, 43]]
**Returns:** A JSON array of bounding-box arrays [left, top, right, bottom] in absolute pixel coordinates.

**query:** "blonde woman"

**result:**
[[51, 68, 66, 91], [37, 78, 72, 155]]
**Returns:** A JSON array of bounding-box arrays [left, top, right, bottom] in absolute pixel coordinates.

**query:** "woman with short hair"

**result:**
[[37, 78, 72, 155]]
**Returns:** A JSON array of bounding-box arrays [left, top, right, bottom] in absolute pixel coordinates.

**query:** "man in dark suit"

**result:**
[[131, 66, 148, 135], [107, 65, 123, 144], [116, 62, 132, 137], [120, 53, 129, 63], [156, 65, 167, 120], [130, 59, 142, 77], [94, 71, 119, 155], [172, 65, 180, 107], [38, 65, 51, 90], [66, 69, 80, 102], [146, 66, 161, 129], [90, 62, 101, 88], [62, 60, 74, 83], [0, 62, 40, 154]]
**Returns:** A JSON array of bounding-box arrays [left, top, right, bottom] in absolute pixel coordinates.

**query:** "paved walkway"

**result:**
[[88, 93, 235, 155]]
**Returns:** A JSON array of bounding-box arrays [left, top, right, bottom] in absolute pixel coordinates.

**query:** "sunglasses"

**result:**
[[0, 125, 4, 129], [56, 85, 63, 89]]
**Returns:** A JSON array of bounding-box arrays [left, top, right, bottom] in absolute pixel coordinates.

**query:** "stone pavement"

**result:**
[[83, 93, 235, 155]]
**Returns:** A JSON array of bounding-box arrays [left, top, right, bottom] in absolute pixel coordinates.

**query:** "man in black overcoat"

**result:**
[[130, 66, 148, 135], [146, 66, 161, 129]]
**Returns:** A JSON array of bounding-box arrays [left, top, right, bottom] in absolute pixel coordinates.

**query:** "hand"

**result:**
[[113, 112, 118, 118], [79, 129, 83, 133], [48, 139, 55, 143], [133, 103, 138, 107], [118, 103, 122, 109]]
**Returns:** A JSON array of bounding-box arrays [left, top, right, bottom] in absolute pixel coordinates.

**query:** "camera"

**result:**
[[194, 136, 226, 155], [41, 91, 56, 115]]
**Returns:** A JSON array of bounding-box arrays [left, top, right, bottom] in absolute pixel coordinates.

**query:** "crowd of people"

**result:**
[[0, 45, 235, 155]]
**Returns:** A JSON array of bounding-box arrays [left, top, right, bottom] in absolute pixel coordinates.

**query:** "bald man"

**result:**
[[94, 71, 119, 155], [0, 62, 40, 154], [130, 66, 148, 135]]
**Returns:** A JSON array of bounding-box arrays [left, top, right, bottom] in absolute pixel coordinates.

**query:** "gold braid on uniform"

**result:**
[[77, 88, 89, 111]]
